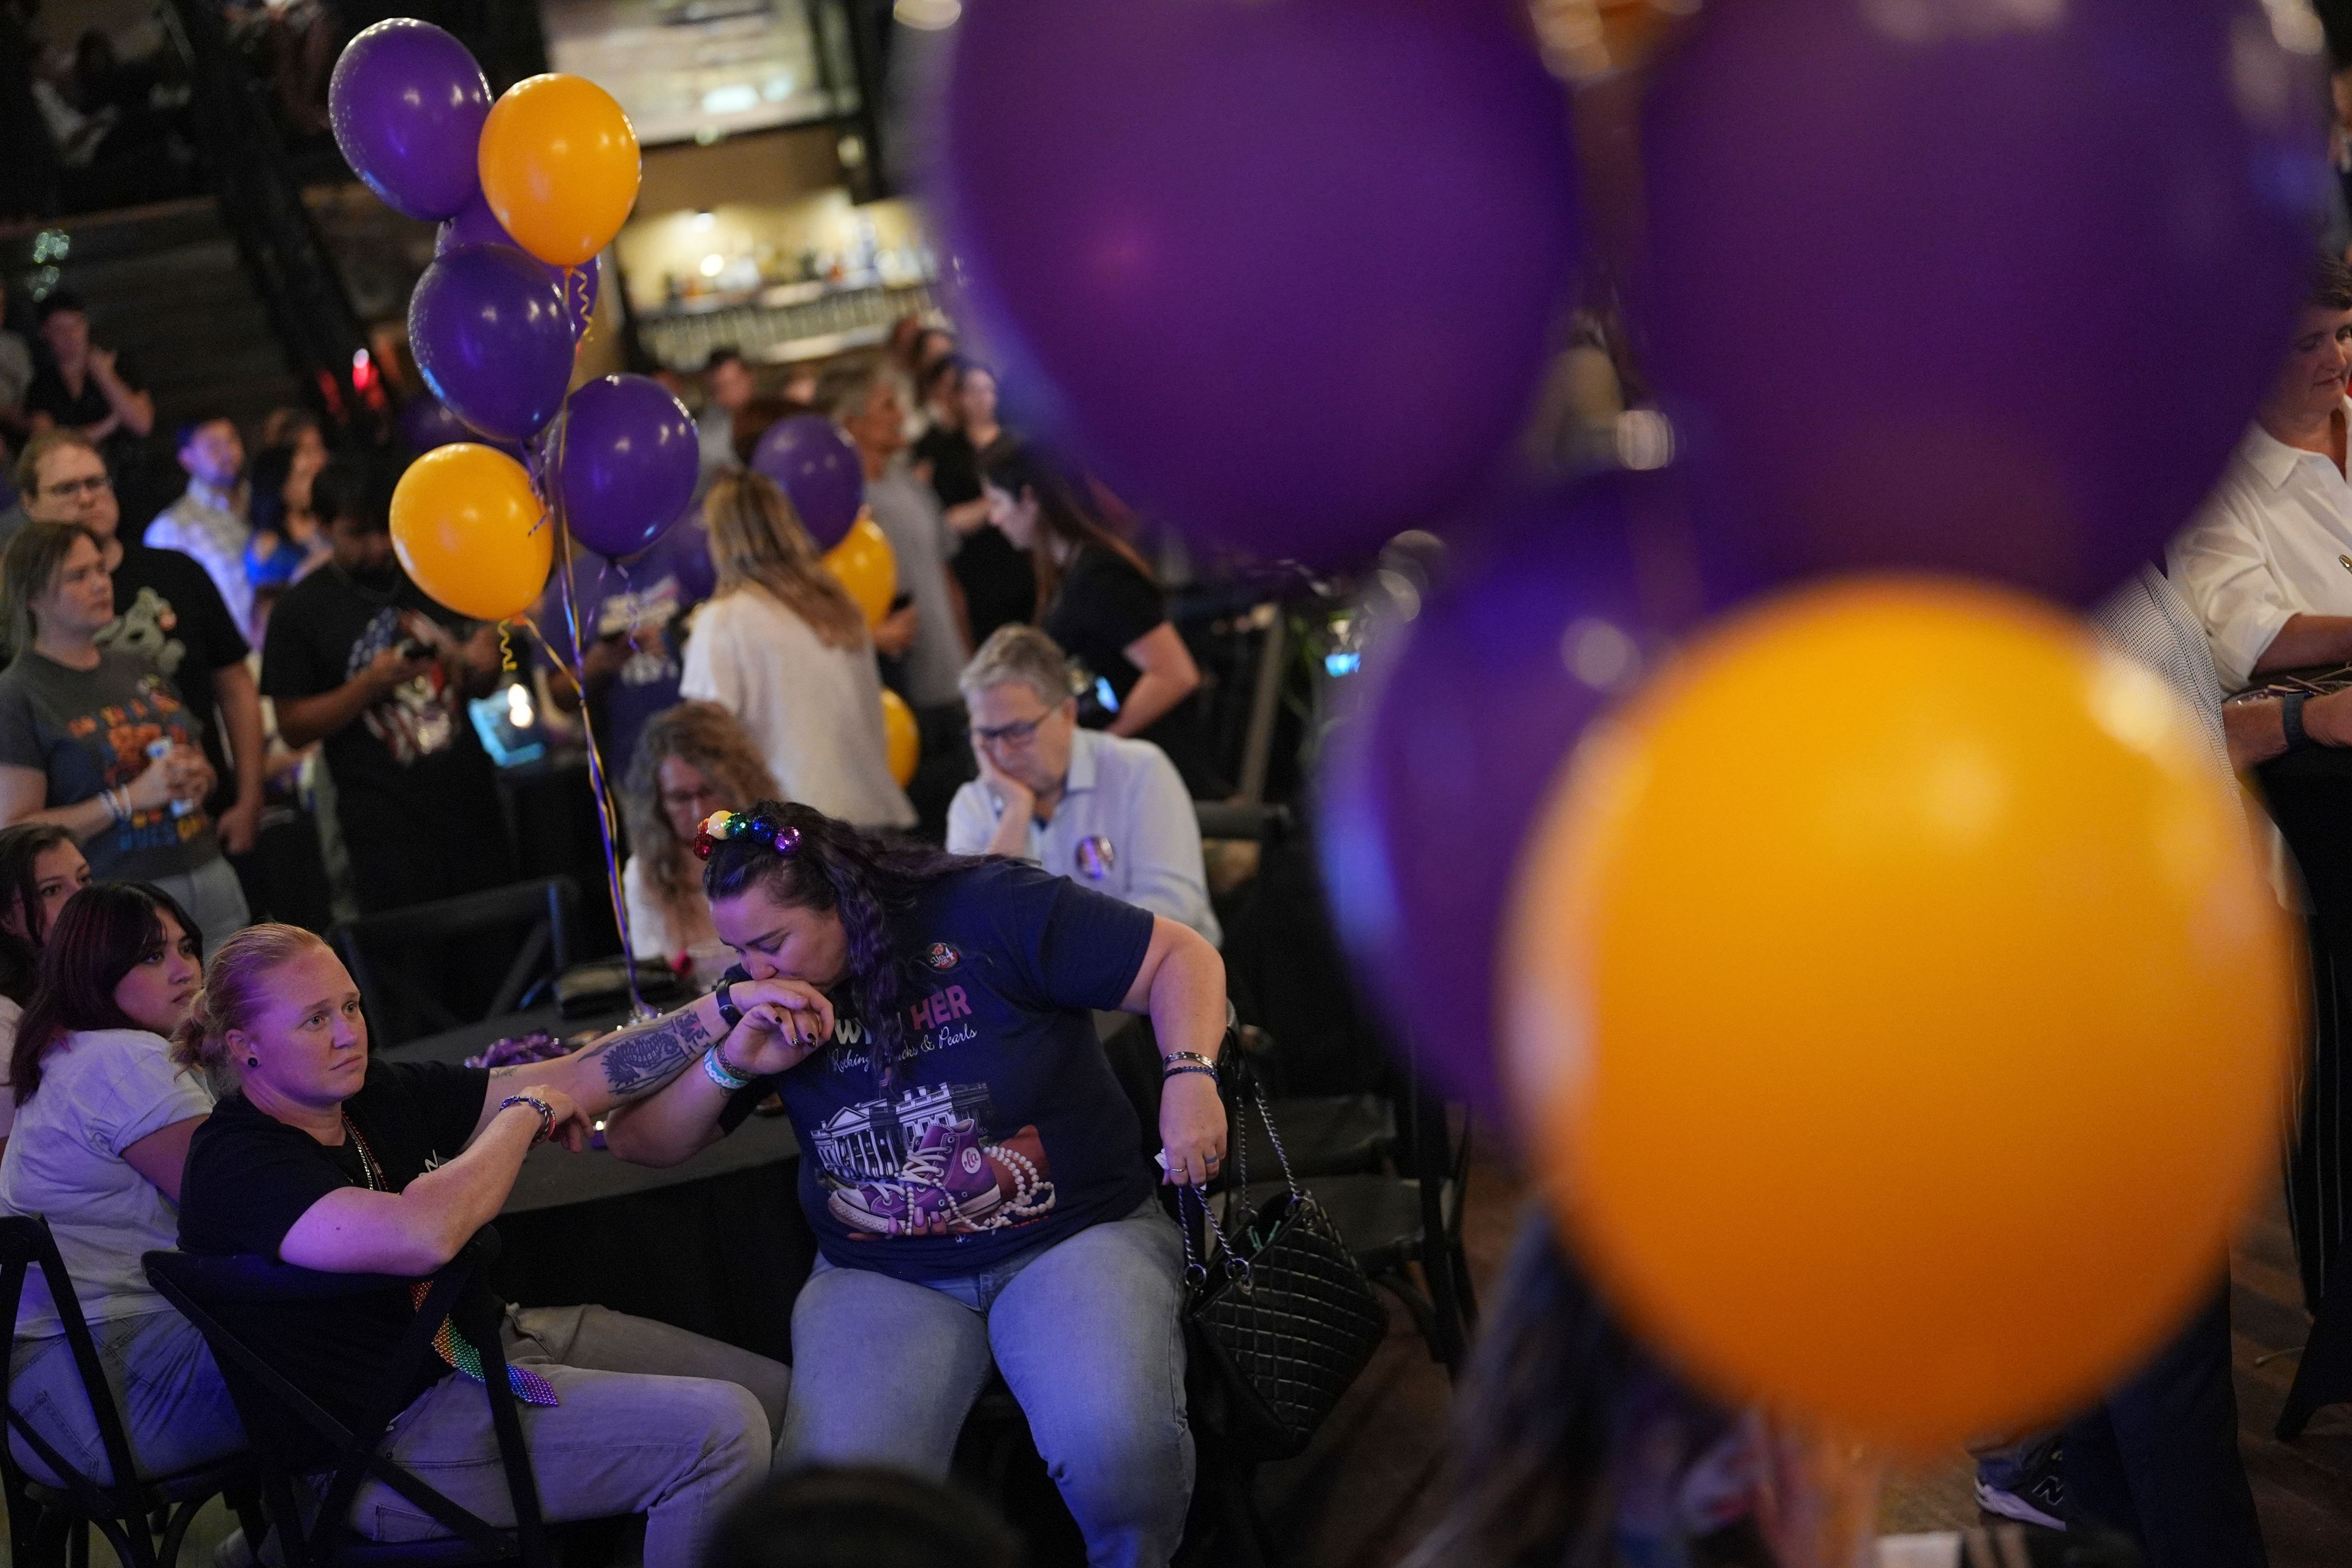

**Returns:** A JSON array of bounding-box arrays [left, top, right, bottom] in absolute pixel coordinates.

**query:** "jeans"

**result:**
[[345, 1304, 788, 1568], [2064, 1287, 2266, 1568], [149, 856, 251, 949], [778, 1197, 1192, 1568], [9, 1308, 244, 1486]]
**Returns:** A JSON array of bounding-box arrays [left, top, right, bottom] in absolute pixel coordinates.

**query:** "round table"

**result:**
[[383, 1006, 816, 1363]]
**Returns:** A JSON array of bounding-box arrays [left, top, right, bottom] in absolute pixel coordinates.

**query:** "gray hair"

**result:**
[[814, 361, 901, 426], [959, 624, 1075, 710]]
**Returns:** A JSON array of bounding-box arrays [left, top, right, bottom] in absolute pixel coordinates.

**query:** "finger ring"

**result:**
[[1205, 1153, 1220, 1166]]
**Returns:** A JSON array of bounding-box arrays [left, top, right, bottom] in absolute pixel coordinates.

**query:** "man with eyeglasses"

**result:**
[[12, 429, 266, 859], [946, 625, 1218, 944]]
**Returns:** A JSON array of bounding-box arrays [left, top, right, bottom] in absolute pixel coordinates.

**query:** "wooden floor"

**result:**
[[1267, 1156, 2352, 1567]]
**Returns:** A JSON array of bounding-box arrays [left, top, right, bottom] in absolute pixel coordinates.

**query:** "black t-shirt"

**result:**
[[100, 541, 249, 810], [260, 563, 505, 900], [26, 356, 139, 432], [177, 1058, 491, 1468], [1044, 546, 1215, 795], [915, 428, 1034, 641], [717, 860, 1156, 1281], [911, 428, 981, 510]]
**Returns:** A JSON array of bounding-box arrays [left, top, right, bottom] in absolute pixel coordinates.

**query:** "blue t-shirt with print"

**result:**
[[725, 859, 1157, 1280]]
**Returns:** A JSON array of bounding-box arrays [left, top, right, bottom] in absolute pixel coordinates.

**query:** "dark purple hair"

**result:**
[[701, 801, 983, 1073]]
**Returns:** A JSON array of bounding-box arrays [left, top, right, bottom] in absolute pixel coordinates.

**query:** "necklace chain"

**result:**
[[343, 1112, 385, 1192]]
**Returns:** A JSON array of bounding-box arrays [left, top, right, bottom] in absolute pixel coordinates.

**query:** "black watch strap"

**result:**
[[2285, 691, 2311, 751], [715, 981, 744, 1030]]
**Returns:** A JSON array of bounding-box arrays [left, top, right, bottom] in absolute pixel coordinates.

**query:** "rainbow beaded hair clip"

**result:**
[[694, 809, 802, 861]]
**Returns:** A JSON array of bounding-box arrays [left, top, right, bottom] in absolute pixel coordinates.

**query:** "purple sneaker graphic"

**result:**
[[831, 1117, 1006, 1236]]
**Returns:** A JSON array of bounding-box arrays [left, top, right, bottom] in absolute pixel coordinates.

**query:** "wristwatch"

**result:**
[[715, 981, 744, 1031], [2284, 691, 2311, 752]]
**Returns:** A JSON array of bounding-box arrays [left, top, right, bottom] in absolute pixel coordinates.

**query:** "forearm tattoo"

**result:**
[[579, 1008, 715, 1100]]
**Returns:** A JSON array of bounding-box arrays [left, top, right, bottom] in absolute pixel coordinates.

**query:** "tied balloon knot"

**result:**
[[695, 809, 801, 861]]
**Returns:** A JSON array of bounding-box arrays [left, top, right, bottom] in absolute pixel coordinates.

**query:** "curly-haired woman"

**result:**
[[621, 702, 780, 981], [606, 800, 1228, 1568]]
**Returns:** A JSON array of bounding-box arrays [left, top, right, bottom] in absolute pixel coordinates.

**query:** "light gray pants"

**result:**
[[10, 1308, 244, 1486], [778, 1198, 1193, 1568], [346, 1304, 790, 1568]]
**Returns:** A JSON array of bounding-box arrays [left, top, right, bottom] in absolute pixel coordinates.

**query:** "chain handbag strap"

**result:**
[[1218, 1069, 1301, 1231], [1179, 1183, 1251, 1291], [1184, 1060, 1308, 1293]]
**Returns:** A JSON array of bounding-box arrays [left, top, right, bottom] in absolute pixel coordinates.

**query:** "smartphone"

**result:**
[[145, 739, 195, 818]]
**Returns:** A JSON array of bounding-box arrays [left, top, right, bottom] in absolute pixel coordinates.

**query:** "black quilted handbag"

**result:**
[[1178, 1078, 1389, 1460]]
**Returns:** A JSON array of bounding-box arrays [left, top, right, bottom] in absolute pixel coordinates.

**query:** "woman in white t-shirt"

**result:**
[[0, 824, 91, 1159], [680, 472, 916, 831], [0, 883, 238, 1483]]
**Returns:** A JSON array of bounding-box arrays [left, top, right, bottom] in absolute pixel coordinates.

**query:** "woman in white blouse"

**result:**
[[0, 883, 237, 1483], [680, 472, 915, 831]]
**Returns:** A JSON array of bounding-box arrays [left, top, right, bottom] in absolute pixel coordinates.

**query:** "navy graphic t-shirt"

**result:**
[[723, 859, 1157, 1280]]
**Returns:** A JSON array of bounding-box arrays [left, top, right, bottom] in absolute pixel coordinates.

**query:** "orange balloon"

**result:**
[[881, 688, 920, 787], [390, 443, 552, 622], [1501, 578, 2294, 1451], [824, 514, 898, 628], [478, 74, 641, 268]]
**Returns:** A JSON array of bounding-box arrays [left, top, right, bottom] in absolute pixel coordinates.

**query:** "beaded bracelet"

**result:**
[[1161, 1051, 1218, 1076], [499, 1094, 556, 1147], [703, 1044, 756, 1093], [1161, 1062, 1219, 1084]]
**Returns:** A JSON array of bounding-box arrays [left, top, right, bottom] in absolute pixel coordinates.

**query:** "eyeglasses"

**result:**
[[40, 474, 110, 500], [969, 714, 1048, 750]]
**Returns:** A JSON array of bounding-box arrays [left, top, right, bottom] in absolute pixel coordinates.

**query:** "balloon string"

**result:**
[[535, 416, 654, 1023], [498, 622, 516, 676]]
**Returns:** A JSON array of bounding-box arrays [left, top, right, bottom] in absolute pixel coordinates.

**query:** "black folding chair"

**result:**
[[0, 1215, 258, 1568], [1235, 1056, 1477, 1381], [144, 1231, 561, 1568], [330, 878, 579, 1046]]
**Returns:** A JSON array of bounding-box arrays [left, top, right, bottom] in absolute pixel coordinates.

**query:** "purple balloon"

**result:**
[[1639, 0, 2326, 606], [750, 415, 865, 549], [409, 244, 576, 445], [1318, 473, 1745, 1119], [328, 19, 490, 222], [939, 0, 1578, 565], [557, 375, 700, 557], [439, 192, 601, 340], [398, 392, 471, 454]]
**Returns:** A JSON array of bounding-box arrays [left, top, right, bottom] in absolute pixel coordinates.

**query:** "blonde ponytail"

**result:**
[[173, 924, 333, 1074]]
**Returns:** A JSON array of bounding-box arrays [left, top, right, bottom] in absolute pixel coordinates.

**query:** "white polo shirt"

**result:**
[[946, 726, 1221, 946], [2168, 405, 2352, 691]]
